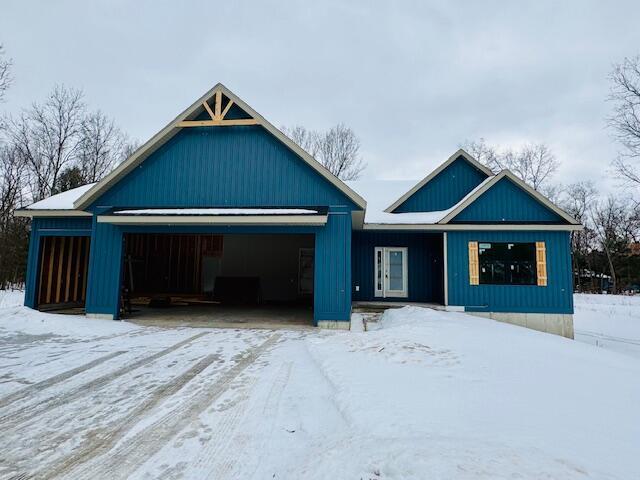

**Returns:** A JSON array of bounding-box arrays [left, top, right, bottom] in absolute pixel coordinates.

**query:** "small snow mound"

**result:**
[[373, 306, 444, 330], [0, 289, 25, 308], [0, 306, 139, 338]]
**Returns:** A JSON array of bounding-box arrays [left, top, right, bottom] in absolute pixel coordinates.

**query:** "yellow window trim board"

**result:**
[[469, 240, 548, 287], [468, 241, 479, 285], [536, 241, 548, 286]]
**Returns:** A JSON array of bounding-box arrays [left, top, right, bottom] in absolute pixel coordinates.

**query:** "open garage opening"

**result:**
[[121, 233, 315, 328]]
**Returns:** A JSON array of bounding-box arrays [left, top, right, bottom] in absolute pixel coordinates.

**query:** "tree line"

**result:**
[[0, 45, 135, 288]]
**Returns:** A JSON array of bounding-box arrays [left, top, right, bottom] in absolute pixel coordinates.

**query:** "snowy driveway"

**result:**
[[0, 300, 639, 479]]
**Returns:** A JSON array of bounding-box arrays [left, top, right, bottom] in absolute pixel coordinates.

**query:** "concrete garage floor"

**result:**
[[125, 304, 315, 330]]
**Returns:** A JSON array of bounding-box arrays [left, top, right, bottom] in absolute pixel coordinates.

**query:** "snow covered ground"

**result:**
[[574, 293, 640, 358], [0, 292, 638, 479]]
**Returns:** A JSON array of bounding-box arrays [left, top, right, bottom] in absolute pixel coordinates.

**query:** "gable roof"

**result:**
[[384, 149, 493, 213], [438, 170, 580, 225], [73, 83, 366, 210]]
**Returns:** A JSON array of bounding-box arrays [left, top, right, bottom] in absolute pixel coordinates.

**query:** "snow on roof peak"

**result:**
[[346, 178, 494, 225], [26, 183, 96, 210]]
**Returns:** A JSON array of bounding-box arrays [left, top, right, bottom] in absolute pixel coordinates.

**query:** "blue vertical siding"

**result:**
[[394, 156, 488, 212], [451, 177, 565, 223], [82, 216, 353, 322], [24, 217, 93, 308], [24, 225, 39, 308], [85, 219, 123, 318], [352, 231, 443, 303], [90, 126, 356, 209], [80, 124, 359, 321], [314, 208, 352, 322], [447, 230, 574, 314]]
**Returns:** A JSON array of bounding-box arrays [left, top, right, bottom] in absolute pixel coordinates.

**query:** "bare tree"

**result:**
[[283, 123, 366, 180], [463, 138, 498, 167], [560, 181, 598, 291], [0, 145, 29, 288], [7, 85, 84, 200], [590, 195, 637, 293], [0, 44, 11, 104], [608, 56, 640, 187], [77, 110, 129, 183], [463, 139, 559, 191], [0, 145, 25, 224], [282, 125, 318, 156]]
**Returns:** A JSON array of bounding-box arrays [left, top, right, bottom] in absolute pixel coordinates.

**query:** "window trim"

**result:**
[[374, 246, 409, 298], [476, 241, 538, 286]]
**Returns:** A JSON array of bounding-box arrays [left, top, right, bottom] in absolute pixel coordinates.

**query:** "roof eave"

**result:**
[[363, 223, 583, 231], [14, 209, 92, 218], [73, 83, 366, 211], [437, 170, 581, 226]]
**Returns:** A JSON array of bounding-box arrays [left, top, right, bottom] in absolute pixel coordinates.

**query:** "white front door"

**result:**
[[374, 247, 408, 298]]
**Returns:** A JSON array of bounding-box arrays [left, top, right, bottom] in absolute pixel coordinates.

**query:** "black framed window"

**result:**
[[478, 242, 537, 285]]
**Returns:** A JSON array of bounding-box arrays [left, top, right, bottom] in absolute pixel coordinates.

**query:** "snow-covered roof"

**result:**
[[25, 183, 96, 210], [346, 178, 493, 225], [113, 208, 319, 216]]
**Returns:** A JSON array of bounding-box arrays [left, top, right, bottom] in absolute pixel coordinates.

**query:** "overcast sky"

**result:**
[[2, 1, 640, 192]]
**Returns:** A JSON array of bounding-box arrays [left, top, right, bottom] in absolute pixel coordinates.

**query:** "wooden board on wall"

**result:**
[[37, 236, 90, 308], [123, 234, 224, 296]]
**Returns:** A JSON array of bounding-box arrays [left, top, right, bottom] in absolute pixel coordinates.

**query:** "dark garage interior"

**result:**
[[121, 233, 315, 326]]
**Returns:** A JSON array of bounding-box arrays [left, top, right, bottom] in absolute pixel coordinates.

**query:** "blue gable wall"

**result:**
[[90, 126, 356, 210], [352, 231, 443, 303], [447, 230, 573, 314], [79, 124, 357, 321], [451, 177, 566, 223], [393, 155, 488, 213]]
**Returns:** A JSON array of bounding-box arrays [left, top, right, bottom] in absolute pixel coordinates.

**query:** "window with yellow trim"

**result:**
[[478, 242, 538, 285]]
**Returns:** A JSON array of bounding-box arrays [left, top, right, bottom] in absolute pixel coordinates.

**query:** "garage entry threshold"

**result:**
[[125, 304, 315, 331]]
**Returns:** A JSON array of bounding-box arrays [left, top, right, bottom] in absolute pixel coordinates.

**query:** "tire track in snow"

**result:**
[[204, 359, 293, 479], [66, 333, 281, 480], [0, 350, 127, 410], [575, 329, 640, 346], [31, 352, 222, 480], [0, 331, 210, 430]]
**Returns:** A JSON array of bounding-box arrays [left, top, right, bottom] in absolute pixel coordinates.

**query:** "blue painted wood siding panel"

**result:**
[[24, 217, 94, 308], [85, 219, 123, 318], [83, 214, 353, 322], [394, 156, 488, 212], [447, 231, 574, 314], [90, 126, 356, 210], [314, 208, 352, 322], [352, 231, 444, 303], [24, 225, 39, 308], [451, 177, 565, 223]]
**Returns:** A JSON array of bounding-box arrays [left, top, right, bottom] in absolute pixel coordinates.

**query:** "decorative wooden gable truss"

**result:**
[[177, 90, 258, 127]]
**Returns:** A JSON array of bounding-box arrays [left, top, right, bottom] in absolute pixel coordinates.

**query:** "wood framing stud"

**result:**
[[221, 99, 234, 119], [468, 241, 479, 285], [215, 90, 222, 118], [202, 101, 215, 120], [177, 119, 258, 127], [178, 89, 256, 128]]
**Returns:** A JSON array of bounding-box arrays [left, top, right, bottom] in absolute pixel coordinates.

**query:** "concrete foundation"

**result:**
[[87, 313, 115, 320], [317, 320, 351, 330], [469, 311, 574, 339]]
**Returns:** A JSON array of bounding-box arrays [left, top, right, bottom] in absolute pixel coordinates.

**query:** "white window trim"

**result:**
[[374, 247, 384, 297], [374, 246, 408, 298]]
